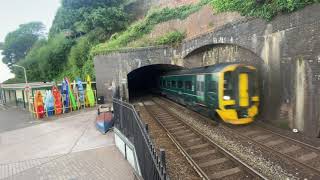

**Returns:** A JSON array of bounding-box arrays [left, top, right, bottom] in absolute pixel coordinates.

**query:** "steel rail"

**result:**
[[144, 99, 267, 180], [253, 125, 320, 152], [142, 101, 209, 180], [157, 96, 320, 177], [220, 125, 320, 177]]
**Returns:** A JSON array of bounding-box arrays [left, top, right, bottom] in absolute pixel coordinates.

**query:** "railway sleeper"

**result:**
[[191, 150, 216, 158], [186, 143, 210, 151], [279, 145, 301, 154], [199, 158, 229, 168], [253, 134, 273, 141], [264, 139, 285, 147], [209, 167, 241, 179], [174, 129, 191, 135], [297, 152, 318, 162], [169, 126, 185, 131], [166, 124, 183, 129], [176, 133, 196, 139]]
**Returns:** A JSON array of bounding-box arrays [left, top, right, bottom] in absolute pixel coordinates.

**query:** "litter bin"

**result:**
[[97, 96, 105, 104]]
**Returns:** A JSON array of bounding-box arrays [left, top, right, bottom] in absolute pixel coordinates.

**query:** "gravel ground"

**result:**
[[228, 124, 320, 171], [155, 97, 315, 179], [255, 122, 320, 148], [135, 103, 201, 180]]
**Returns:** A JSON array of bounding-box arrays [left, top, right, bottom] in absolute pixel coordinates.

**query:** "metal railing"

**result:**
[[113, 98, 168, 180]]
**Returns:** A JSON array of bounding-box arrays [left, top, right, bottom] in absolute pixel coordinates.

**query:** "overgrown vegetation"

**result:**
[[91, 0, 210, 55], [3, 0, 318, 84], [211, 0, 319, 20], [155, 31, 185, 46], [2, 0, 130, 83]]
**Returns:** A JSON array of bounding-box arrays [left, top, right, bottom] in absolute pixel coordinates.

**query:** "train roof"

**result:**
[[162, 63, 239, 76]]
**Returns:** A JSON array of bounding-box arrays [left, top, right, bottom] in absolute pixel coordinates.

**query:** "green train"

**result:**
[[159, 63, 259, 125]]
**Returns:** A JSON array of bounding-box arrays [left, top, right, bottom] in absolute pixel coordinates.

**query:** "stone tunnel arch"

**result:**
[[127, 64, 184, 101]]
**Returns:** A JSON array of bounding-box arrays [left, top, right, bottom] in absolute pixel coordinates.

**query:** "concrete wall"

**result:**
[[94, 4, 320, 137]]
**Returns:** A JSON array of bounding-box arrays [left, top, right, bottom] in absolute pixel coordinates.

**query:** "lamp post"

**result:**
[[12, 64, 28, 85], [12, 64, 29, 108]]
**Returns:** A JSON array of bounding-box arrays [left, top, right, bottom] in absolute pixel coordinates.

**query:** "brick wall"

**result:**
[[94, 4, 320, 137]]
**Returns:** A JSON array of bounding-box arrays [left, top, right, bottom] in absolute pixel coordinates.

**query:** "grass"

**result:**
[[211, 0, 319, 20], [91, 0, 319, 55], [155, 31, 185, 46], [91, 0, 210, 55]]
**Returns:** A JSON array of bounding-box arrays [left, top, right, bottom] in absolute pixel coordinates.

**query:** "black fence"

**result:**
[[113, 98, 168, 180]]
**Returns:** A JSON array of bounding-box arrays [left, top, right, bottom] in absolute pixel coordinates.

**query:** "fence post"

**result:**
[[145, 123, 149, 133], [160, 149, 166, 170]]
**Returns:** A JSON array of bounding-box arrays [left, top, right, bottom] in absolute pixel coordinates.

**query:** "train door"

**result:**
[[238, 73, 249, 107], [205, 74, 218, 108], [196, 75, 205, 103]]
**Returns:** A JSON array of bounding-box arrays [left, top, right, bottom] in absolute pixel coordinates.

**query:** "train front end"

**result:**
[[216, 64, 259, 125]]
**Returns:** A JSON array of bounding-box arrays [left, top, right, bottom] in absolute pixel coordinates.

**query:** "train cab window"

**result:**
[[162, 80, 166, 88], [185, 81, 192, 90], [172, 81, 176, 88], [224, 72, 234, 99], [178, 81, 183, 88]]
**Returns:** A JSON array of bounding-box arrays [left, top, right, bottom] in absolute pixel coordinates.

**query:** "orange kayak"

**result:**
[[34, 91, 45, 119]]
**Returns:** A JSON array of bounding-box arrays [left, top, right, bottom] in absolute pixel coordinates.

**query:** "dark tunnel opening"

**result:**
[[127, 64, 184, 101]]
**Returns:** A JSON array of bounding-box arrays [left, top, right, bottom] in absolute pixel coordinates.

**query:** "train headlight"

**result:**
[[223, 96, 231, 100]]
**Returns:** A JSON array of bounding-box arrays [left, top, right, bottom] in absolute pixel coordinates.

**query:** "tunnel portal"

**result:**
[[127, 64, 184, 101]]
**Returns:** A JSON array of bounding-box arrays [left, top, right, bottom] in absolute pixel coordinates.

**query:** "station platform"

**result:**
[[0, 110, 134, 180]]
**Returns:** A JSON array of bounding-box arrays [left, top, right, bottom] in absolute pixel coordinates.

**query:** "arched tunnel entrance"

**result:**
[[183, 43, 269, 120], [127, 64, 184, 101]]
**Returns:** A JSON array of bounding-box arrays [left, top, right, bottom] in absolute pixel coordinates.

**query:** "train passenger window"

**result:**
[[185, 81, 192, 90], [163, 80, 166, 88], [196, 82, 205, 92], [224, 72, 234, 99], [172, 81, 176, 88], [178, 81, 183, 88], [208, 81, 217, 92], [167, 81, 171, 88]]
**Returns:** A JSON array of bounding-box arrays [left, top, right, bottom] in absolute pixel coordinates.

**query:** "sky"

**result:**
[[0, 0, 61, 83]]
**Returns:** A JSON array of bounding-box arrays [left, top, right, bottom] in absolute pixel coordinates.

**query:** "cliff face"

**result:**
[[148, 5, 243, 40]]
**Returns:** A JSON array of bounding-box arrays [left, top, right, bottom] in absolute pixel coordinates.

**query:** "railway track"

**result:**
[[155, 96, 320, 178], [142, 100, 266, 180], [226, 124, 320, 174]]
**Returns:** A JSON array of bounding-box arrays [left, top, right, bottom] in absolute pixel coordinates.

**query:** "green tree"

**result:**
[[1, 22, 45, 64], [62, 0, 120, 9], [49, 0, 128, 37], [39, 34, 74, 80]]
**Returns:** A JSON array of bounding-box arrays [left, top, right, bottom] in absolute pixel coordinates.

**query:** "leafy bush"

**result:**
[[211, 0, 319, 20], [92, 0, 211, 55], [155, 31, 185, 46]]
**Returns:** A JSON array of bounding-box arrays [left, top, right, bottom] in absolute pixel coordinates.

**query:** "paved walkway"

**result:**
[[0, 105, 42, 133], [0, 110, 134, 180]]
